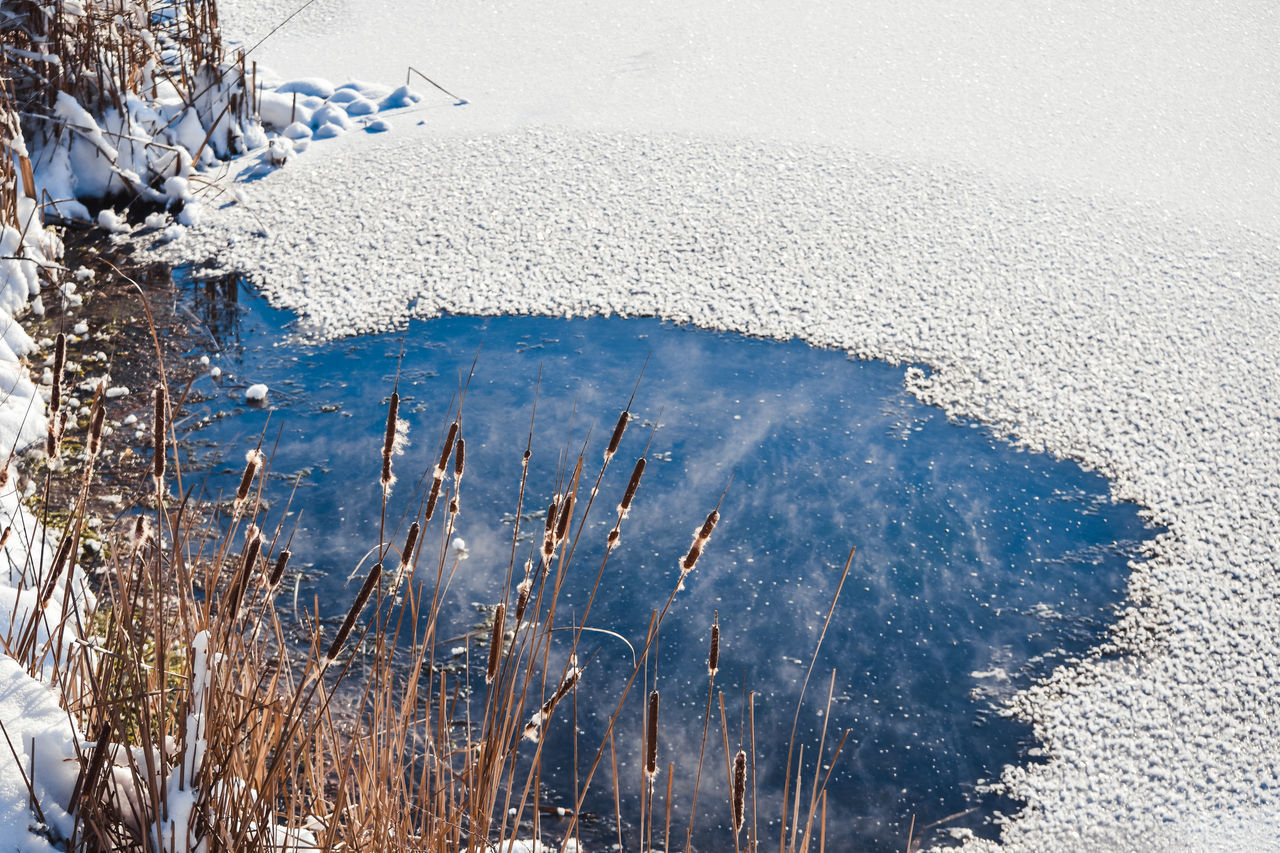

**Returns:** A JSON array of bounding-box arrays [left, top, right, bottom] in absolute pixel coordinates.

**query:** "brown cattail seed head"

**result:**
[[436, 421, 458, 476], [88, 402, 105, 456], [50, 333, 65, 414], [698, 509, 719, 543], [732, 749, 747, 834], [486, 602, 506, 684], [236, 449, 263, 506], [554, 492, 575, 543], [153, 387, 167, 480], [515, 575, 532, 624], [453, 437, 465, 479], [618, 457, 645, 517], [708, 614, 720, 676], [269, 549, 290, 587], [400, 521, 420, 568], [325, 562, 382, 662], [381, 391, 399, 488], [645, 690, 660, 781], [605, 410, 629, 459], [424, 478, 442, 522]]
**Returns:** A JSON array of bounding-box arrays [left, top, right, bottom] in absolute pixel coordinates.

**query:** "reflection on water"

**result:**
[[178, 270, 1156, 850]]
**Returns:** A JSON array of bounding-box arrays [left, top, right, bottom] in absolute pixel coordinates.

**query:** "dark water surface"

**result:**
[[178, 271, 1156, 850]]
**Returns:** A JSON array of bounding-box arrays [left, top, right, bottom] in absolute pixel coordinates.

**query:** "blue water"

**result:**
[[177, 270, 1156, 850]]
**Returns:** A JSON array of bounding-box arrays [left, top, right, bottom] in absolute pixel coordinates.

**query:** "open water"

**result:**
[[176, 269, 1156, 850]]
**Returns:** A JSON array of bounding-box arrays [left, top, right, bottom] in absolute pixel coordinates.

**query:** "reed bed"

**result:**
[[0, 306, 856, 850]]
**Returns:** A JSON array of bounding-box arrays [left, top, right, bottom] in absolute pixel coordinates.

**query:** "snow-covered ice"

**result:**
[[137, 0, 1280, 849]]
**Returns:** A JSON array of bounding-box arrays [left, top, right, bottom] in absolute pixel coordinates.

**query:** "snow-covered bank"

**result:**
[[148, 0, 1280, 847]]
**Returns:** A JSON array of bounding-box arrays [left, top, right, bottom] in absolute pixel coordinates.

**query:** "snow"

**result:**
[[245, 383, 269, 402], [141, 0, 1280, 849]]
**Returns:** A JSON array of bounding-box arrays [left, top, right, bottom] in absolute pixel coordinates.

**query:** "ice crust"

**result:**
[[153, 123, 1280, 849]]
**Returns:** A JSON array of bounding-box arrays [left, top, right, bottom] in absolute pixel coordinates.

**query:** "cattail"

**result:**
[[453, 437, 465, 479], [604, 410, 629, 460], [732, 749, 746, 836], [381, 391, 399, 489], [645, 689, 660, 784], [708, 613, 720, 676], [235, 449, 263, 509], [0, 527, 9, 551], [424, 478, 442, 521], [485, 602, 506, 684], [153, 387, 166, 480], [325, 562, 382, 662], [525, 659, 585, 741], [268, 548, 290, 587], [554, 492, 575, 544], [514, 566, 533, 623], [541, 496, 559, 560], [50, 333, 65, 415], [225, 533, 262, 618], [697, 510, 719, 543], [399, 521, 420, 570], [130, 516, 147, 552], [680, 509, 719, 577], [88, 401, 105, 457], [435, 421, 458, 479], [618, 457, 645, 518]]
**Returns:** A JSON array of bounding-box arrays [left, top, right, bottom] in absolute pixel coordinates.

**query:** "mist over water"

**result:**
[[179, 271, 1156, 850]]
